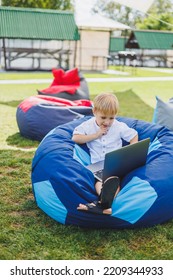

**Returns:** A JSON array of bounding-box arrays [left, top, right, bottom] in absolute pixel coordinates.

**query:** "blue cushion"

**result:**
[[153, 96, 173, 131]]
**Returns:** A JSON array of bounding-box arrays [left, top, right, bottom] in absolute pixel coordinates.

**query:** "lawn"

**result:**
[[1, 68, 173, 260]]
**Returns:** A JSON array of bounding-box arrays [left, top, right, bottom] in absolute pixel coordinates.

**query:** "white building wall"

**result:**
[[75, 30, 110, 71]]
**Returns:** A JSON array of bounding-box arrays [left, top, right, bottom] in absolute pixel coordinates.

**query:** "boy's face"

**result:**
[[93, 110, 115, 129]]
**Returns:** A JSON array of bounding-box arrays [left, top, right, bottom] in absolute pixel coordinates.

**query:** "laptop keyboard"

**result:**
[[94, 169, 103, 180]]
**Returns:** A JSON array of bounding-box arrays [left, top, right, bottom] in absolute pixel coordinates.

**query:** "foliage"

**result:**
[[1, 0, 73, 10], [136, 0, 173, 31], [94, 0, 141, 29], [136, 13, 173, 31], [94, 0, 173, 31], [149, 0, 172, 14]]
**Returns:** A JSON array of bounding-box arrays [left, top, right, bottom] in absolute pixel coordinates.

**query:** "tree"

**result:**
[[94, 0, 173, 31], [1, 0, 73, 10], [136, 0, 173, 30], [94, 0, 140, 28], [149, 0, 172, 14], [136, 13, 173, 31]]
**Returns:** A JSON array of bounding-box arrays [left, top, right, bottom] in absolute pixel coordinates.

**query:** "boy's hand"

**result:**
[[96, 125, 108, 138]]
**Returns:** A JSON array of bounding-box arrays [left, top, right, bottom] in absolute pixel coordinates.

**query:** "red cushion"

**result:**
[[62, 68, 80, 85], [51, 68, 80, 86], [41, 85, 79, 95], [51, 68, 64, 86]]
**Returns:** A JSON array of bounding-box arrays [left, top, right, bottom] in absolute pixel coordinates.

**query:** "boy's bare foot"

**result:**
[[77, 176, 120, 215], [77, 202, 112, 215]]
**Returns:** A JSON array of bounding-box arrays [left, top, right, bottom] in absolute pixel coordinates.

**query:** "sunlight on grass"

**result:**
[[0, 105, 19, 149], [88, 81, 173, 108], [0, 83, 49, 102], [0, 88, 153, 149], [0, 71, 52, 80], [0, 104, 38, 150], [108, 66, 173, 77]]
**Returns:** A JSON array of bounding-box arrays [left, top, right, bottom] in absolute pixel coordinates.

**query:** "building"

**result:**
[[125, 30, 173, 67], [0, 6, 131, 71], [0, 6, 80, 70], [75, 13, 130, 71]]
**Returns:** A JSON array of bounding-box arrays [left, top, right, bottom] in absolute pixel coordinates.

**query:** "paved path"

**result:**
[[1, 76, 173, 84]]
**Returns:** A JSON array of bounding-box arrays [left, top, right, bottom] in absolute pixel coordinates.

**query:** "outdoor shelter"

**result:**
[[125, 30, 173, 67], [0, 6, 80, 70], [109, 37, 128, 65], [109, 37, 127, 53]]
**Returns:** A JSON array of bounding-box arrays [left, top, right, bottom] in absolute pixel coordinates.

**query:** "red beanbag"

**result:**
[[38, 68, 90, 100]]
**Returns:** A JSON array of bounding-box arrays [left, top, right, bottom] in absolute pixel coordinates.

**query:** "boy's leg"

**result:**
[[100, 176, 120, 209], [77, 177, 120, 215], [95, 180, 103, 196], [77, 180, 112, 214]]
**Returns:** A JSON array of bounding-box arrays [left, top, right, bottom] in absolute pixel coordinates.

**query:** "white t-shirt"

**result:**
[[73, 117, 138, 163]]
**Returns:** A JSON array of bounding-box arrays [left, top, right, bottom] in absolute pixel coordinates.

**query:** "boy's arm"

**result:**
[[72, 133, 98, 144], [130, 134, 138, 145]]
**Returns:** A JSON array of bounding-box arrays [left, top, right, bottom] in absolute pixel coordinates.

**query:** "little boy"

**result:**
[[72, 93, 138, 215]]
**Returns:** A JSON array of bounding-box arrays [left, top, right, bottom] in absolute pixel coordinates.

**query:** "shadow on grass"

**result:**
[[115, 89, 154, 122], [7, 132, 39, 148], [0, 100, 22, 107]]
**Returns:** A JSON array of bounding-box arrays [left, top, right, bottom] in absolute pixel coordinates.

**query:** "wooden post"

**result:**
[[2, 38, 7, 70], [73, 40, 77, 68]]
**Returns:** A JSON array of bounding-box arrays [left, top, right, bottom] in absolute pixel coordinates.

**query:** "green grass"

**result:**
[[1, 149, 173, 260], [108, 65, 173, 77], [0, 87, 153, 149], [0, 71, 52, 80], [0, 83, 49, 102], [89, 80, 173, 108], [1, 68, 173, 260], [1, 66, 173, 80], [1, 151, 173, 260]]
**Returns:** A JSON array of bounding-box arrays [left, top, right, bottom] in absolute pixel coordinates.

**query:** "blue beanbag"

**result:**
[[16, 96, 93, 141], [32, 116, 173, 229]]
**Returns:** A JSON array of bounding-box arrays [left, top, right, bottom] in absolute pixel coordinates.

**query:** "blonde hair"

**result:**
[[93, 93, 119, 115]]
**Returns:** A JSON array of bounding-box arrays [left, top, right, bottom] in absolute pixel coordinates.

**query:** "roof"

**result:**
[[0, 6, 80, 40], [109, 37, 127, 52], [75, 0, 130, 31], [126, 30, 173, 50], [75, 14, 131, 31]]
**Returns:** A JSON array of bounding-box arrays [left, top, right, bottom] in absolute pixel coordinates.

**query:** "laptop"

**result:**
[[86, 138, 150, 182]]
